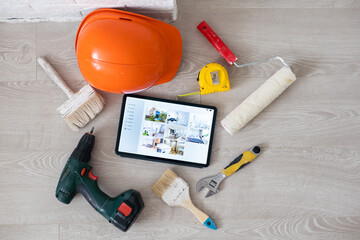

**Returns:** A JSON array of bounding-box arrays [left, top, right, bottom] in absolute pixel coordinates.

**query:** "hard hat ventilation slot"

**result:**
[[119, 17, 131, 21]]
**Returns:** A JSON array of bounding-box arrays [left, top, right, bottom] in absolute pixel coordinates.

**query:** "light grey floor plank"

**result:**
[[0, 75, 358, 151], [36, 22, 84, 91], [181, 0, 334, 9], [0, 1, 359, 239], [0, 224, 58, 240], [0, 23, 36, 81], [334, 0, 360, 8], [0, 143, 358, 224], [59, 216, 360, 240], [173, 8, 360, 79]]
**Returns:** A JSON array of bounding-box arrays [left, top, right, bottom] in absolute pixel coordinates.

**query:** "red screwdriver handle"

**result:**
[[197, 21, 238, 65]]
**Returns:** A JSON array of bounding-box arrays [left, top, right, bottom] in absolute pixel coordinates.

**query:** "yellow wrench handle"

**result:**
[[221, 150, 257, 177]]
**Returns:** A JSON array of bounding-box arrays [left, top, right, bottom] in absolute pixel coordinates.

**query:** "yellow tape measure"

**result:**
[[178, 63, 230, 97]]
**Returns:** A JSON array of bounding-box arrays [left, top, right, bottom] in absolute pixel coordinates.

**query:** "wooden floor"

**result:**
[[1, 1, 360, 239]]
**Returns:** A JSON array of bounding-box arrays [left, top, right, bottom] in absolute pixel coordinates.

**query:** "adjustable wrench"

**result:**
[[196, 146, 261, 198]]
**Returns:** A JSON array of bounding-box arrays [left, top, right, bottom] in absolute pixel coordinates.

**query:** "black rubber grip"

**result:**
[[224, 154, 242, 170]]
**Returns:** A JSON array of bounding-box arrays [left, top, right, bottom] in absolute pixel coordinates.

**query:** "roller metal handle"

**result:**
[[37, 57, 74, 98], [197, 21, 238, 65], [221, 146, 261, 177]]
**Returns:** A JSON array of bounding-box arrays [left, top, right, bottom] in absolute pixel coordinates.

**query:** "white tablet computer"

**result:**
[[115, 94, 217, 168]]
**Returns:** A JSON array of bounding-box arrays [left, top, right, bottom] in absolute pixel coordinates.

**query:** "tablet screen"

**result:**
[[116, 95, 216, 167]]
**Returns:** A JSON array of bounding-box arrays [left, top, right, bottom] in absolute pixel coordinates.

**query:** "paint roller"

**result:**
[[221, 64, 296, 135], [197, 21, 297, 135]]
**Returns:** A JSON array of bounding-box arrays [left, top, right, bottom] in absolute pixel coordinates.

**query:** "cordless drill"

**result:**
[[55, 128, 144, 232]]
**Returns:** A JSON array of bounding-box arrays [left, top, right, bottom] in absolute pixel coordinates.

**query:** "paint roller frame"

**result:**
[[233, 56, 289, 69]]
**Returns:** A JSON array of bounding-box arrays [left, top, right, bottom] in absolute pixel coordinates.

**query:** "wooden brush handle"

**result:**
[[37, 57, 74, 98], [186, 201, 209, 224]]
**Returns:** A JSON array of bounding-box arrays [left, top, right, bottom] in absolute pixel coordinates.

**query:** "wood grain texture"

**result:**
[[0, 224, 58, 240], [0, 23, 36, 81], [181, 0, 335, 9], [36, 22, 84, 91], [334, 0, 360, 8], [0, 0, 360, 239], [59, 216, 360, 240]]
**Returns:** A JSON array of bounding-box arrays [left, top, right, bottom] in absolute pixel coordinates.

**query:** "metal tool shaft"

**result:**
[[233, 56, 289, 68]]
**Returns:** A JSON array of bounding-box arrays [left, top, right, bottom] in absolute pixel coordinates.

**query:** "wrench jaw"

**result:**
[[196, 178, 208, 192], [205, 189, 217, 198], [196, 173, 227, 198]]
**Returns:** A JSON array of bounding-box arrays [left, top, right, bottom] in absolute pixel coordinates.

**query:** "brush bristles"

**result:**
[[152, 169, 179, 199], [152, 169, 189, 206], [57, 85, 105, 131]]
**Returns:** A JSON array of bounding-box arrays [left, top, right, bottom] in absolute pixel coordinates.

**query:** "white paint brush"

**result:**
[[37, 57, 104, 131], [152, 169, 216, 230]]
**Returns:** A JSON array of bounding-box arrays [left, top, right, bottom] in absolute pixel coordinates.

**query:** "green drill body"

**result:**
[[55, 128, 144, 232]]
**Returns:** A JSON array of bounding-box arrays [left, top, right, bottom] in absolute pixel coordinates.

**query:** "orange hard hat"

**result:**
[[75, 9, 182, 94]]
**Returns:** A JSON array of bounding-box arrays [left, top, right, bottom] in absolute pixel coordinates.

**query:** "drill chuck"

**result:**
[[70, 127, 95, 163]]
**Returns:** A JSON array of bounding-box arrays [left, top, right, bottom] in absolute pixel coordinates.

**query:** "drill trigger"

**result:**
[[88, 169, 98, 181]]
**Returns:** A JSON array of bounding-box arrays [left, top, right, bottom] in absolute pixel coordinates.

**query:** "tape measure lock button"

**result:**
[[199, 63, 230, 95], [210, 71, 220, 85]]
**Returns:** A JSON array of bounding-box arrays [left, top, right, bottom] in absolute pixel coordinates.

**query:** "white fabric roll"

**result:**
[[221, 66, 296, 135]]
